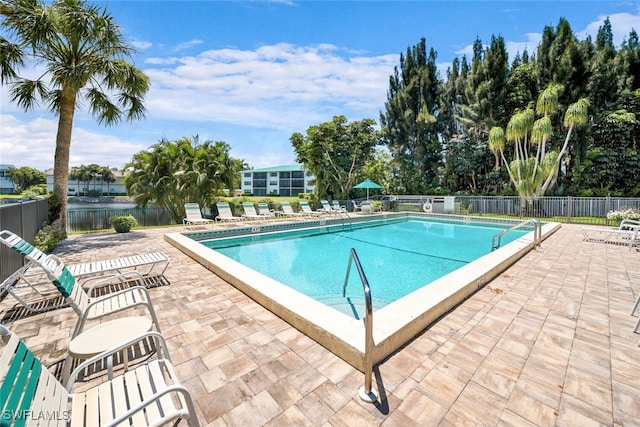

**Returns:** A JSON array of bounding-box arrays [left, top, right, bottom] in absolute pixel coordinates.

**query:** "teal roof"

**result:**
[[243, 165, 305, 173]]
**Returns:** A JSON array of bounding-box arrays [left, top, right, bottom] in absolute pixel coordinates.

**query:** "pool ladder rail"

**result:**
[[491, 218, 542, 251], [342, 248, 377, 403]]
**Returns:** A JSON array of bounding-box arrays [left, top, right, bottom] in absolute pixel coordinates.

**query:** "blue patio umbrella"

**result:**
[[353, 179, 382, 200]]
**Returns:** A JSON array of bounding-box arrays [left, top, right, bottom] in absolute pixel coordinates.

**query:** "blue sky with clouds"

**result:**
[[1, 0, 639, 171]]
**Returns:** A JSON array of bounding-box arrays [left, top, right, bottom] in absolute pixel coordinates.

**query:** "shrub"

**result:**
[[34, 223, 65, 253], [606, 208, 640, 222], [110, 215, 138, 233], [47, 193, 62, 224]]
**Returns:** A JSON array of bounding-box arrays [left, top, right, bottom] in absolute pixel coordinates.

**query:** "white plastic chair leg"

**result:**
[[631, 292, 640, 316]]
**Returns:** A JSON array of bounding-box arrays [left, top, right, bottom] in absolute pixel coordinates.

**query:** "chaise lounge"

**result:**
[[581, 219, 640, 249], [1, 229, 170, 283], [215, 201, 244, 225], [183, 203, 215, 229], [0, 324, 200, 427]]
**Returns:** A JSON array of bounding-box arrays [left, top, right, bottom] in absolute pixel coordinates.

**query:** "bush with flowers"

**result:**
[[606, 207, 640, 222]]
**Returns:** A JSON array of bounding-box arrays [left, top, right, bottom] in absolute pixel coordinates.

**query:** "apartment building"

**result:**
[[0, 165, 16, 194], [240, 165, 315, 197], [44, 168, 127, 195]]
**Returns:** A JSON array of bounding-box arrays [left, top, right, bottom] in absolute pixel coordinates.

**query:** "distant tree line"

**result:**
[[69, 164, 117, 196], [382, 17, 640, 197], [295, 17, 640, 200]]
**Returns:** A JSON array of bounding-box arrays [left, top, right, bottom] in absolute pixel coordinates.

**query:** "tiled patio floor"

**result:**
[[2, 222, 639, 426]]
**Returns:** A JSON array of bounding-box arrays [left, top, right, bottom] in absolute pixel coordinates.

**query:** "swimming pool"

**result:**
[[202, 218, 528, 317], [165, 212, 561, 371]]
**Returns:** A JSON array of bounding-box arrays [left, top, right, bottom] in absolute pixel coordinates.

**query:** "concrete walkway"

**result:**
[[1, 222, 639, 426]]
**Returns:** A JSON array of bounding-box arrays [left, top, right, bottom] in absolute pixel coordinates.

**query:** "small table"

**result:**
[[64, 316, 153, 382]]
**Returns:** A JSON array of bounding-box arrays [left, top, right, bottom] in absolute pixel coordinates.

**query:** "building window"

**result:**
[[244, 181, 251, 186], [269, 180, 277, 186], [244, 172, 252, 178], [292, 171, 304, 178], [270, 172, 278, 177]]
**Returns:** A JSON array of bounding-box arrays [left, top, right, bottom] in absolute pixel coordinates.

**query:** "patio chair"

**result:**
[[320, 200, 338, 215], [215, 201, 244, 225], [39, 253, 162, 339], [257, 202, 276, 220], [331, 200, 348, 213], [631, 289, 640, 334], [0, 264, 69, 316], [359, 200, 373, 214], [299, 201, 324, 217], [0, 229, 170, 282], [183, 203, 215, 229], [241, 202, 264, 221], [0, 324, 200, 427], [581, 219, 640, 249], [280, 201, 308, 220]]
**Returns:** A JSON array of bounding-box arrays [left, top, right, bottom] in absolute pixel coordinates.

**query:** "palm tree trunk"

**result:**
[[53, 88, 77, 235]]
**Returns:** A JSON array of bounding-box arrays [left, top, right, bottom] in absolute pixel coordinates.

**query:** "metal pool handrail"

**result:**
[[491, 218, 541, 251], [342, 248, 377, 403]]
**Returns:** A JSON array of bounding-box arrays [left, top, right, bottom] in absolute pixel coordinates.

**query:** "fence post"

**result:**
[[605, 195, 611, 226], [566, 196, 572, 224]]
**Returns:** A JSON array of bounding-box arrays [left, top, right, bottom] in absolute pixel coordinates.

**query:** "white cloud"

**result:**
[[578, 12, 640, 47], [455, 31, 541, 63], [142, 43, 398, 129], [1, 42, 399, 170], [0, 115, 58, 170], [171, 39, 204, 52], [0, 114, 150, 170], [131, 39, 152, 51]]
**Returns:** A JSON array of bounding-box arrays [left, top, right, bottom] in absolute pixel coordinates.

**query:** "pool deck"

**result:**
[[2, 221, 640, 425]]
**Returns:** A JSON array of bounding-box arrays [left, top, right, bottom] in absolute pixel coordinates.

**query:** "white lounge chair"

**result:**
[[632, 292, 640, 335], [0, 263, 68, 315], [183, 203, 215, 229], [241, 202, 264, 221], [280, 201, 308, 219], [332, 200, 348, 213], [359, 201, 373, 214], [581, 219, 640, 249], [1, 229, 170, 284], [215, 201, 243, 225], [299, 201, 324, 217], [257, 202, 276, 220], [319, 199, 341, 216], [39, 253, 162, 339], [0, 324, 200, 427]]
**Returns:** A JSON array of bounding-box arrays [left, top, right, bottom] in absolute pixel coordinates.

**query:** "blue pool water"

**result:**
[[203, 218, 527, 316]]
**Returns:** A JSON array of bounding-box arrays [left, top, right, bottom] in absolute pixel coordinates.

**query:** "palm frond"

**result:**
[[0, 37, 25, 83], [9, 78, 46, 110]]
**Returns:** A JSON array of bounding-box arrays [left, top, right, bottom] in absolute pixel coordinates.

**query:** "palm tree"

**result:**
[[100, 167, 116, 196], [0, 0, 149, 233], [124, 136, 243, 224], [69, 166, 83, 196], [492, 85, 590, 202], [539, 97, 590, 195]]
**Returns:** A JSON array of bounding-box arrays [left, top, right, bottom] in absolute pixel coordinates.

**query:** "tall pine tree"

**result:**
[[380, 38, 442, 194]]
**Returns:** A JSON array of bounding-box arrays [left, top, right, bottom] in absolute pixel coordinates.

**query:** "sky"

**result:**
[[1, 0, 639, 172]]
